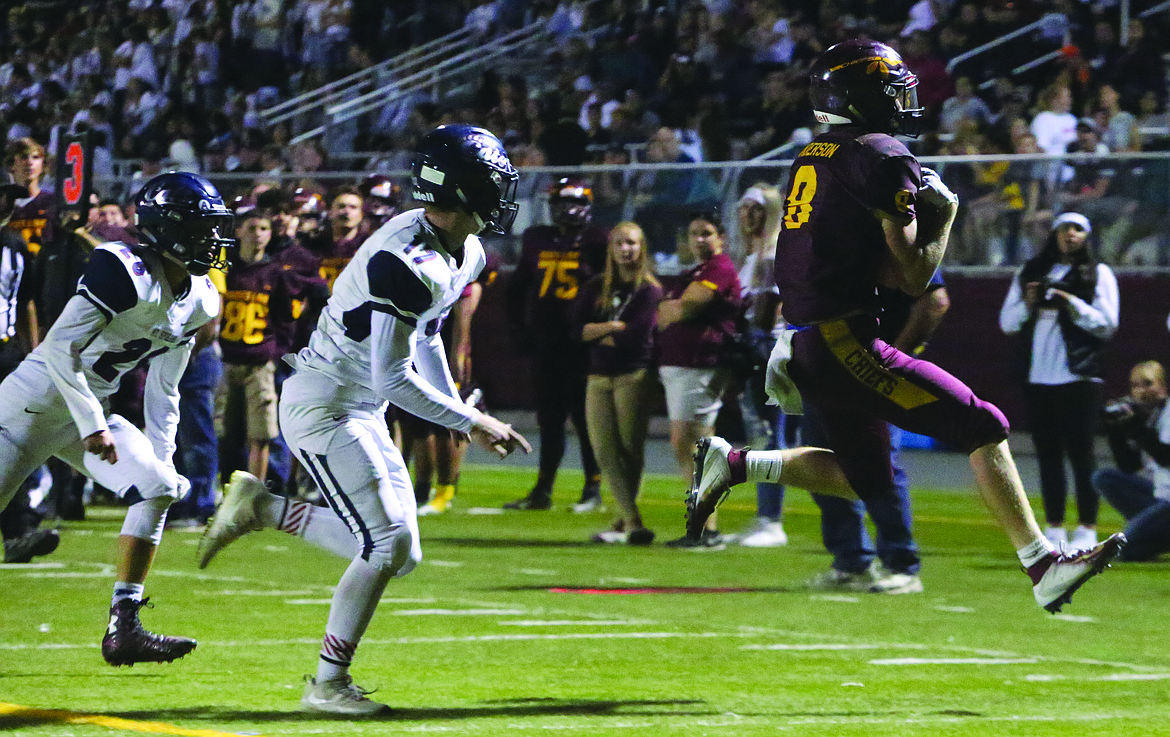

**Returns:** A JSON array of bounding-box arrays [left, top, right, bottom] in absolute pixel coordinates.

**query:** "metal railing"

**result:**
[[258, 26, 474, 131], [319, 20, 550, 134], [268, 19, 550, 146], [945, 13, 1071, 90], [97, 150, 1170, 268]]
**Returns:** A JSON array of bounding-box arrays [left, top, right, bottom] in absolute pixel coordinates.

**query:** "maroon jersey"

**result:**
[[657, 252, 741, 368], [303, 221, 372, 293], [219, 255, 306, 365], [506, 223, 607, 351], [8, 190, 56, 258], [775, 128, 921, 326]]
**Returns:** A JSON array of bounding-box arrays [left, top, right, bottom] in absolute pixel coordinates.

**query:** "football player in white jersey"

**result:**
[[0, 171, 235, 666], [198, 125, 530, 714]]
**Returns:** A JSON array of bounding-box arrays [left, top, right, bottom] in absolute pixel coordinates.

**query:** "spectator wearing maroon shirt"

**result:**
[[575, 222, 662, 545], [301, 186, 372, 294], [6, 138, 55, 262], [216, 210, 305, 485], [504, 179, 608, 511], [657, 210, 741, 548]]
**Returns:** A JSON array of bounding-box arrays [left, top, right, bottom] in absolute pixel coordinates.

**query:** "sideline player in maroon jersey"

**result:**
[[218, 209, 320, 484], [685, 39, 1124, 613], [301, 186, 372, 293], [5, 138, 55, 260], [503, 178, 608, 511]]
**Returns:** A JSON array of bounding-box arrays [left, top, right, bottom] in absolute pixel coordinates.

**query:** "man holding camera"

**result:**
[[1092, 360, 1170, 561]]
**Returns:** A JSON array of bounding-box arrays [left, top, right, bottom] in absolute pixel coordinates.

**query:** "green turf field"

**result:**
[[3, 462, 1169, 736]]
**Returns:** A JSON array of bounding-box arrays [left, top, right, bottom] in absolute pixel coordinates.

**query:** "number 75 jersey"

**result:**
[[774, 128, 922, 327], [28, 242, 219, 400]]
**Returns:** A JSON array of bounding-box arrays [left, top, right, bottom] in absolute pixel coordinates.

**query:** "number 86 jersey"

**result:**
[[774, 128, 922, 327]]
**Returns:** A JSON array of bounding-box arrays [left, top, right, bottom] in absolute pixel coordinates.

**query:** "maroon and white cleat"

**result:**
[[1028, 533, 1126, 613], [101, 598, 196, 666]]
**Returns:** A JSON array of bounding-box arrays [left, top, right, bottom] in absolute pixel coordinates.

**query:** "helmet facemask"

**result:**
[[884, 73, 924, 137]]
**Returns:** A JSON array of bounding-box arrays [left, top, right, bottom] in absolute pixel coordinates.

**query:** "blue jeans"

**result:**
[[1092, 467, 1170, 561], [804, 410, 920, 574], [266, 360, 294, 493], [170, 346, 222, 521]]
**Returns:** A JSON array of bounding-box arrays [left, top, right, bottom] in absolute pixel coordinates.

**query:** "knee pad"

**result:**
[[121, 496, 172, 544], [362, 523, 420, 578]]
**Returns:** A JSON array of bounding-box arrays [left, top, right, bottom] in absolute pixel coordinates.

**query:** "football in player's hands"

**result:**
[[918, 167, 959, 209]]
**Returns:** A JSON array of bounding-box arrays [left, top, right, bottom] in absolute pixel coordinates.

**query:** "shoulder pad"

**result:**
[[857, 132, 913, 160]]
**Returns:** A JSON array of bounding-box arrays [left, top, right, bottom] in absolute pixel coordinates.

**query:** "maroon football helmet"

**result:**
[[548, 176, 592, 232], [359, 174, 402, 227]]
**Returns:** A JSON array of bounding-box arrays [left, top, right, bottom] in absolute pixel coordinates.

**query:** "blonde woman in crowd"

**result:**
[[731, 184, 789, 547], [576, 222, 663, 545]]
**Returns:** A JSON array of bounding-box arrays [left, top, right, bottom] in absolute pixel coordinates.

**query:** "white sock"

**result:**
[[745, 450, 784, 483], [316, 557, 392, 682], [299, 505, 361, 559], [111, 582, 144, 607], [1017, 537, 1056, 568], [267, 495, 361, 559]]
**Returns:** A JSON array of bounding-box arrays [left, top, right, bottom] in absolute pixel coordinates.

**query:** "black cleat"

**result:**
[[503, 491, 552, 510], [102, 598, 196, 666], [3, 528, 60, 563]]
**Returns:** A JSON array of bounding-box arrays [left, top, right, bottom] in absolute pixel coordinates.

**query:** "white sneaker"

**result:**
[[1044, 526, 1068, 549], [685, 437, 734, 538], [739, 518, 788, 548], [869, 572, 924, 595], [806, 564, 882, 592], [197, 471, 266, 569], [1069, 525, 1098, 552], [1029, 533, 1126, 612], [590, 530, 627, 544], [302, 675, 389, 715], [571, 496, 603, 513]]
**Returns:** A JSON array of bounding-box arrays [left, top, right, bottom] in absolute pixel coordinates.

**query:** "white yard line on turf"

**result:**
[[0, 632, 760, 651]]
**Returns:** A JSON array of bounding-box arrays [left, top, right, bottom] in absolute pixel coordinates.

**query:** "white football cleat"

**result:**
[[197, 471, 266, 569], [302, 675, 389, 715], [1029, 533, 1126, 613], [685, 437, 735, 539]]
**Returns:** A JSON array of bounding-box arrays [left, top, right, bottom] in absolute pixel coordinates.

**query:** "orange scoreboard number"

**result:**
[[54, 131, 94, 219]]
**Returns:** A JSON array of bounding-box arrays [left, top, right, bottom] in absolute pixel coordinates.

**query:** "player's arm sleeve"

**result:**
[[1062, 264, 1120, 340], [143, 339, 193, 465], [40, 294, 114, 439], [999, 273, 1029, 334], [414, 328, 461, 400], [863, 153, 918, 226], [368, 311, 476, 431]]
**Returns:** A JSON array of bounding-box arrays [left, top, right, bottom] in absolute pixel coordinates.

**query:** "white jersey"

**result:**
[[25, 241, 219, 454], [290, 208, 484, 431]]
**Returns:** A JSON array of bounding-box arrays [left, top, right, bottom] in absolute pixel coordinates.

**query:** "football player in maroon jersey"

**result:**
[[686, 39, 1125, 613], [503, 177, 607, 511]]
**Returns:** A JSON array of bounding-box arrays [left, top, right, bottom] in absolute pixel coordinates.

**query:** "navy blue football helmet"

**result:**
[[134, 172, 235, 276], [411, 125, 519, 235], [810, 39, 924, 137]]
